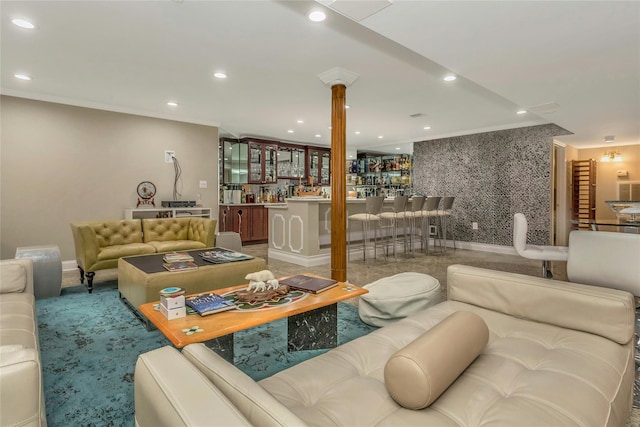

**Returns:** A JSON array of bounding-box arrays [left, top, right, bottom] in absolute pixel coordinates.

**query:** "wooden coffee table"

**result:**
[[138, 274, 368, 362]]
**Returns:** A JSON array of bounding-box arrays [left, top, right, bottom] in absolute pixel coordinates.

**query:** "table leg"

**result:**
[[287, 304, 338, 351], [204, 334, 234, 363]]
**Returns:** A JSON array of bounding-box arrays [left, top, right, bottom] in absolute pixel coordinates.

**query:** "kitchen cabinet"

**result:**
[[276, 144, 305, 179], [308, 147, 331, 185], [221, 138, 248, 184], [219, 205, 268, 243], [248, 140, 277, 184]]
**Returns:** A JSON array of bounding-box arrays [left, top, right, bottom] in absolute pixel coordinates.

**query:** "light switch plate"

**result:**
[[199, 180, 208, 188]]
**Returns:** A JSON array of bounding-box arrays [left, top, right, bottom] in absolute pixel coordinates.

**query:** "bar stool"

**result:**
[[436, 196, 457, 251], [397, 195, 425, 256], [420, 196, 441, 253], [348, 196, 386, 262], [379, 195, 408, 259]]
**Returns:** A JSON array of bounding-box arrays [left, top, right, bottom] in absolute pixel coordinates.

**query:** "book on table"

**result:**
[[278, 275, 339, 294], [163, 252, 194, 263], [199, 247, 254, 264], [162, 261, 198, 272], [185, 293, 236, 316]]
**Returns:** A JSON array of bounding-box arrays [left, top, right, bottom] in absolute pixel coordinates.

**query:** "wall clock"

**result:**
[[136, 181, 156, 207]]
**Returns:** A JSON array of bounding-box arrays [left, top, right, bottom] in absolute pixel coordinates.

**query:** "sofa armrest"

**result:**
[[447, 264, 635, 345], [0, 258, 34, 294], [183, 344, 306, 427], [135, 346, 252, 427], [70, 222, 100, 271], [188, 218, 217, 247], [0, 346, 45, 427]]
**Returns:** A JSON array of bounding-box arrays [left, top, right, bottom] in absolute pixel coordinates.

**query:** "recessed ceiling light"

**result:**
[[354, 131, 361, 135], [308, 10, 326, 22], [12, 18, 35, 29], [14, 73, 31, 81], [166, 101, 178, 107], [378, 136, 384, 139], [443, 75, 457, 82], [348, 155, 354, 158], [315, 134, 321, 138], [287, 130, 294, 133], [395, 147, 401, 150], [516, 109, 527, 115], [213, 72, 227, 79], [297, 120, 304, 124], [345, 105, 351, 109], [328, 126, 332, 130], [423, 126, 431, 130]]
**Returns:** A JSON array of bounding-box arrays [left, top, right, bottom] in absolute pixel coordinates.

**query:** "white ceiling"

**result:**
[[1, 0, 638, 156]]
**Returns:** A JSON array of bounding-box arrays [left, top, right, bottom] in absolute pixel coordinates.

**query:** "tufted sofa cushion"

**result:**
[[142, 218, 190, 242], [257, 265, 635, 427], [92, 220, 144, 247], [142, 218, 215, 252], [260, 299, 633, 426]]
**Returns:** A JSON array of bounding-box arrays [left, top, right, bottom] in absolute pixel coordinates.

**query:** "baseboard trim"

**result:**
[[62, 260, 78, 272], [63, 241, 518, 270]]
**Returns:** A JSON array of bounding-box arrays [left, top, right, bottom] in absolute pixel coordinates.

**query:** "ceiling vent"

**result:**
[[526, 102, 559, 114], [317, 0, 393, 22]]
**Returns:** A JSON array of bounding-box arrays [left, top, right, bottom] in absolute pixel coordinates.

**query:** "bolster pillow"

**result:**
[[384, 311, 489, 409]]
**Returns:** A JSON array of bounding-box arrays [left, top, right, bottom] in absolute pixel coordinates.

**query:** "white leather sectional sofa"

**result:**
[[0, 259, 47, 426], [134, 264, 635, 426]]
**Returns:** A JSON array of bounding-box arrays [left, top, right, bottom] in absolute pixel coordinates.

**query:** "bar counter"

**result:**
[[266, 197, 388, 267]]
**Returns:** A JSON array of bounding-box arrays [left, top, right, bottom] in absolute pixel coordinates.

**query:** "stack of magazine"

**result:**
[[199, 248, 254, 264], [185, 293, 236, 316], [162, 252, 198, 272]]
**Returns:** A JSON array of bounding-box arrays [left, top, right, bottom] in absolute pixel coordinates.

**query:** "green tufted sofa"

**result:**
[[70, 217, 216, 292]]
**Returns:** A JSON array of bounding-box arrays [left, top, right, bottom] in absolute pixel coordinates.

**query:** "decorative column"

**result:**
[[318, 67, 359, 282]]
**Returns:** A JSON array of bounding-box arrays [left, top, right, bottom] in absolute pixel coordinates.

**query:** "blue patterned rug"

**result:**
[[36, 281, 377, 426]]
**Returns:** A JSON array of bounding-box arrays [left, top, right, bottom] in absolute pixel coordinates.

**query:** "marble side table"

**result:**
[[15, 244, 62, 299]]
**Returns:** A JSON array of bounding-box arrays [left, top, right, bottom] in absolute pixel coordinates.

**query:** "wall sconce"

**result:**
[[601, 150, 622, 162]]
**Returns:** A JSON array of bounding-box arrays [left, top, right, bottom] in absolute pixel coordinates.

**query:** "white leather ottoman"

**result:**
[[359, 272, 441, 327]]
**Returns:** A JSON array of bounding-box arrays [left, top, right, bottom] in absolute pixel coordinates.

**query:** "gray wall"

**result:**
[[413, 124, 571, 246], [0, 96, 219, 261]]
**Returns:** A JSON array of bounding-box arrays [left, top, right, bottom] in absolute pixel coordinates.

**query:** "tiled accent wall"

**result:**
[[413, 124, 571, 246]]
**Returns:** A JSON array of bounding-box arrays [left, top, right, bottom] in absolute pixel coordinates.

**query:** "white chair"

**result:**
[[513, 213, 568, 278], [566, 230, 640, 365], [566, 230, 640, 294], [216, 232, 242, 252]]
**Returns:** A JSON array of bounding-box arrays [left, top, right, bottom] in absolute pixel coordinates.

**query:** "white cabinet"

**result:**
[[124, 207, 212, 220]]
